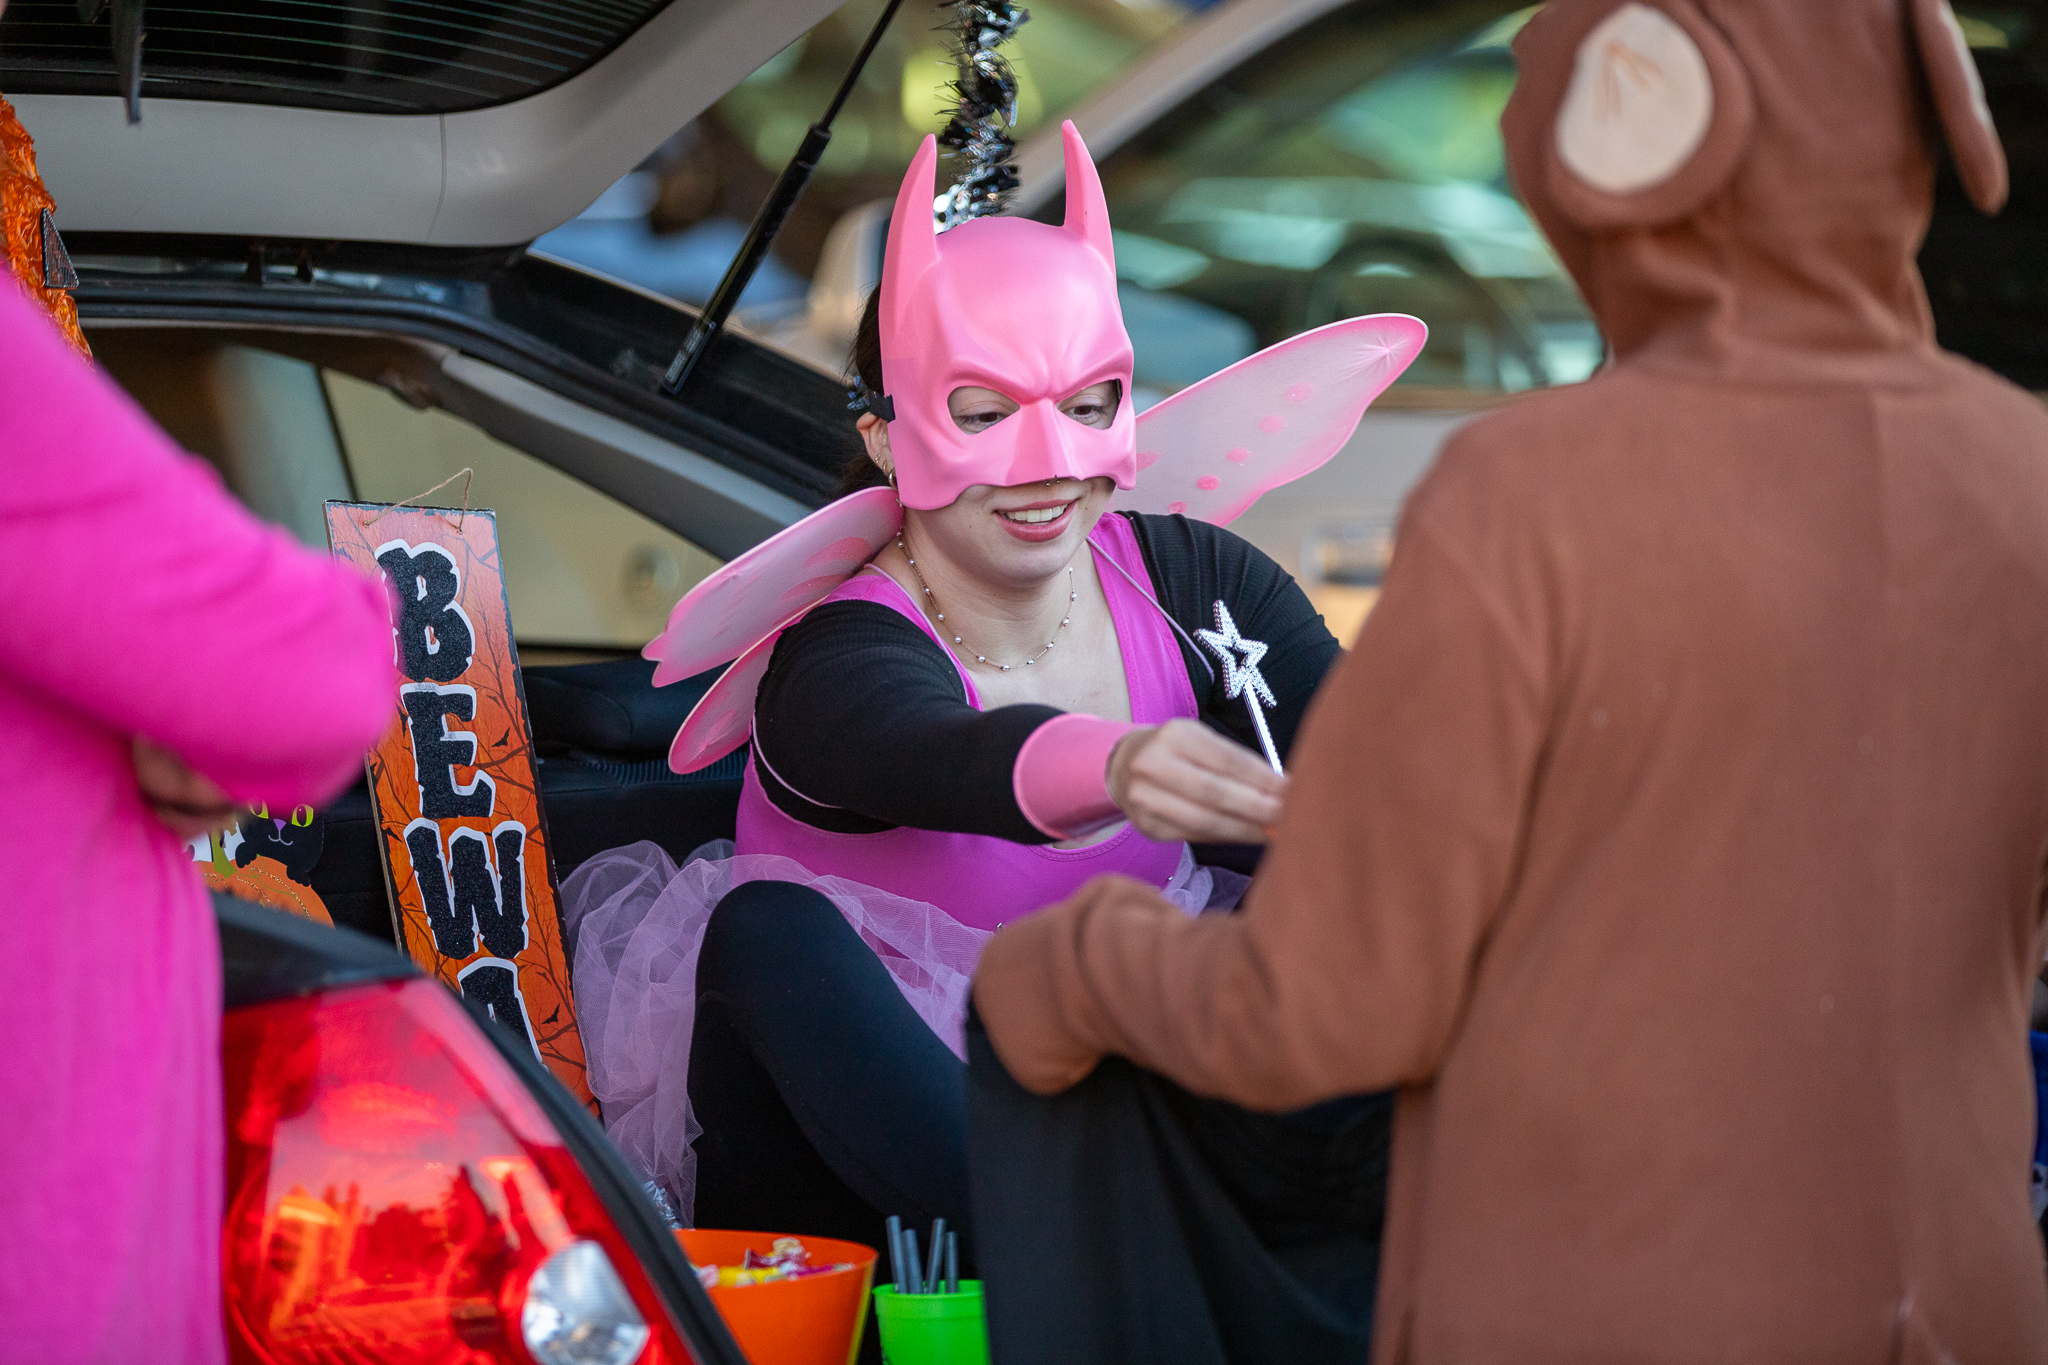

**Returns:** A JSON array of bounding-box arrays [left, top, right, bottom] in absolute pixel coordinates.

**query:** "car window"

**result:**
[[538, 0, 1191, 328], [1083, 0, 1599, 404], [324, 370, 720, 653]]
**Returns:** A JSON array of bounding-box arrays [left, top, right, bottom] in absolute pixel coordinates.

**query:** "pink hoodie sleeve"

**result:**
[[0, 283, 394, 807]]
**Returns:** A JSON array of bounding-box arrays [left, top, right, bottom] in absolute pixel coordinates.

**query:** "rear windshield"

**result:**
[[0, 0, 667, 114]]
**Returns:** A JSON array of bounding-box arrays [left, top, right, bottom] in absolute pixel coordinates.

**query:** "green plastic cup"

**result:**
[[871, 1281, 990, 1365]]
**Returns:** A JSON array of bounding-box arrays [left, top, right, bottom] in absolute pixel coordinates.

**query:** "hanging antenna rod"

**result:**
[[76, 0, 147, 124], [664, 0, 906, 395]]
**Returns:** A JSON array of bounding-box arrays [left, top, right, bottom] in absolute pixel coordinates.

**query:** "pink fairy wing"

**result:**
[[644, 485, 902, 685], [1117, 314, 1428, 526], [666, 622, 789, 774]]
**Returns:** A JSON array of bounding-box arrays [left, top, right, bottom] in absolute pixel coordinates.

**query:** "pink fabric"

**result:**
[[564, 837, 1219, 1223], [1108, 313, 1427, 526], [647, 486, 901, 688], [1012, 713, 1134, 839], [0, 283, 394, 1363], [878, 124, 1137, 511], [736, 512, 1197, 931]]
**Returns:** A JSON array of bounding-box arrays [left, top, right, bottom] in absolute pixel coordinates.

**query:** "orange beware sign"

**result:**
[[325, 501, 593, 1112]]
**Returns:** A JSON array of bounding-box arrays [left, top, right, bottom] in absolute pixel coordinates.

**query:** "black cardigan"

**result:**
[[749, 512, 1342, 861]]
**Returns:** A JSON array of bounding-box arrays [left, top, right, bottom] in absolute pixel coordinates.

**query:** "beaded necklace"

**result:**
[[895, 532, 1078, 672]]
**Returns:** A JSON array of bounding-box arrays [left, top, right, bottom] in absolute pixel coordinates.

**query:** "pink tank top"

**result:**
[[734, 514, 1197, 930]]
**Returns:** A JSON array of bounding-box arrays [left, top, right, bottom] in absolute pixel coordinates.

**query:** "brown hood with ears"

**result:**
[[1504, 0, 2008, 382], [971, 7, 2048, 1362]]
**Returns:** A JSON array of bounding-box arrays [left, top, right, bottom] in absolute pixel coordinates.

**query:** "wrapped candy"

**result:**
[[692, 1236, 853, 1289]]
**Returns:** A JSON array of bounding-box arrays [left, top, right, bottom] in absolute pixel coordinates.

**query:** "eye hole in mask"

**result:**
[[947, 380, 1124, 434], [1061, 380, 1122, 430]]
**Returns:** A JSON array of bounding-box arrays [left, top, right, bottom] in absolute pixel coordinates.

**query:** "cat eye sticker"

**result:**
[[1555, 3, 1715, 195]]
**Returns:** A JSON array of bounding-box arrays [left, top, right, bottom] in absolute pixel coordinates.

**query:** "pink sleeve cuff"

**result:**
[[1013, 713, 1137, 840]]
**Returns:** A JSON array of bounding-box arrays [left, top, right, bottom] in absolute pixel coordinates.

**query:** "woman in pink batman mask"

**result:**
[[564, 127, 1385, 1326]]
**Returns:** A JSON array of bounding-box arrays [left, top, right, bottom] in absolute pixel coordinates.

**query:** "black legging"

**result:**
[[967, 1009, 1390, 1364], [687, 879, 972, 1261]]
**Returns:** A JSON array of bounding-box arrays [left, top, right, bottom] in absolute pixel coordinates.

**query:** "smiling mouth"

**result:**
[[998, 500, 1076, 526]]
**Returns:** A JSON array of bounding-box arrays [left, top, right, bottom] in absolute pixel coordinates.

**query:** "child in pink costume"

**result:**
[[0, 281, 393, 1362]]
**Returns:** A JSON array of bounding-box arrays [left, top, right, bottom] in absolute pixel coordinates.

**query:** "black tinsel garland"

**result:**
[[851, 1, 1030, 414], [933, 0, 1030, 229]]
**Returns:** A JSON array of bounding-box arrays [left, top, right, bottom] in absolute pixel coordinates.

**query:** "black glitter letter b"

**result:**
[[377, 543, 474, 683]]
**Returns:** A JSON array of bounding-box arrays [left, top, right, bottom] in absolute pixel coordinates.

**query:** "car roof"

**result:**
[[3, 0, 841, 246]]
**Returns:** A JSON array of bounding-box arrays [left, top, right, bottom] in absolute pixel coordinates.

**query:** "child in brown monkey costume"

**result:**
[[969, 2, 2048, 1361]]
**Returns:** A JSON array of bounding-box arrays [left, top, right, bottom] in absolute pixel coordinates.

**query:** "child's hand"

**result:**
[[132, 737, 237, 839]]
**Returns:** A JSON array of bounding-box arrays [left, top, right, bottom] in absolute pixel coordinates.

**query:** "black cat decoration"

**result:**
[[231, 806, 325, 888]]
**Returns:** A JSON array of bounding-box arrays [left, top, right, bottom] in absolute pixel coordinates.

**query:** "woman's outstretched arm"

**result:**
[[755, 516, 1346, 847], [751, 600, 1064, 842]]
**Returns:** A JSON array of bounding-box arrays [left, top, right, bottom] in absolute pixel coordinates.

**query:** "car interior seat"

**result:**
[[90, 331, 745, 945]]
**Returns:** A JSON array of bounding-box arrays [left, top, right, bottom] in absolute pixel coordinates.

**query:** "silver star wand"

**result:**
[[1195, 600, 1284, 775]]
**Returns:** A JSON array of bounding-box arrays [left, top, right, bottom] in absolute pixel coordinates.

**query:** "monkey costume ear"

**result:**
[[1533, 0, 1755, 230], [1910, 0, 2008, 213]]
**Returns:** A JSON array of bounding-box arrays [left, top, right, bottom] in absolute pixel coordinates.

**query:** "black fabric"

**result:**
[[966, 1009, 1389, 1365], [524, 658, 720, 758], [753, 602, 1059, 841], [1123, 512, 1341, 766], [751, 513, 1342, 844], [689, 880, 973, 1259]]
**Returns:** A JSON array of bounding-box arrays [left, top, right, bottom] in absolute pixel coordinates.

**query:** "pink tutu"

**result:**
[[562, 839, 1227, 1222]]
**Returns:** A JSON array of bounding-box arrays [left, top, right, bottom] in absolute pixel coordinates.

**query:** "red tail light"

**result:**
[[222, 978, 698, 1365]]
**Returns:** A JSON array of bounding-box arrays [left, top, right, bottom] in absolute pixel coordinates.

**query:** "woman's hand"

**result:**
[[1107, 719, 1286, 845], [132, 737, 237, 840]]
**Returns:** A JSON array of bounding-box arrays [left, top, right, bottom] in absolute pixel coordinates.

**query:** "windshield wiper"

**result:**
[[664, 0, 905, 395]]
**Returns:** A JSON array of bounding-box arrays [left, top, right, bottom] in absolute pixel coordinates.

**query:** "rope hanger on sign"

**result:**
[[359, 467, 475, 530]]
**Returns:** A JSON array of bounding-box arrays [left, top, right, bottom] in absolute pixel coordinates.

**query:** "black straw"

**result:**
[[924, 1218, 946, 1294], [902, 1228, 923, 1294], [885, 1214, 907, 1292], [945, 1230, 959, 1294]]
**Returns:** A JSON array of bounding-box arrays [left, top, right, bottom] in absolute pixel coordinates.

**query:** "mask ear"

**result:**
[[1534, 0, 1755, 230], [1060, 121, 1117, 273], [883, 136, 943, 314], [1909, 0, 2008, 214]]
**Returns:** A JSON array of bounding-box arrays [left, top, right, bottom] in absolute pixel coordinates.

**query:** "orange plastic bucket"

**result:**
[[676, 1229, 877, 1365]]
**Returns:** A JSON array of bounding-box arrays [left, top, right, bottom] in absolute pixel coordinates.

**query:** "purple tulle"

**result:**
[[562, 839, 1231, 1223]]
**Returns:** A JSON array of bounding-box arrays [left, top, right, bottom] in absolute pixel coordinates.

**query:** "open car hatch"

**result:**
[[0, 0, 843, 245]]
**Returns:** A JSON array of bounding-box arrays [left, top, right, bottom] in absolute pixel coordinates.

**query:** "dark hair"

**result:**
[[833, 285, 892, 498]]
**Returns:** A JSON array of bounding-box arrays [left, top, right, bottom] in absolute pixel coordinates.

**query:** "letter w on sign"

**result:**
[[326, 502, 593, 1114]]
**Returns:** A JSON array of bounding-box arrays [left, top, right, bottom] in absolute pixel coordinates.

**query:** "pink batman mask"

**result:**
[[877, 122, 1137, 511]]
